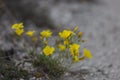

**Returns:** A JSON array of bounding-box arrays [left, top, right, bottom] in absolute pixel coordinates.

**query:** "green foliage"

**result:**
[[0, 60, 29, 80], [10, 23, 93, 79], [33, 54, 67, 79]]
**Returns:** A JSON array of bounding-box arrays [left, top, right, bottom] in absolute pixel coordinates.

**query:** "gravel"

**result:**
[[49, 0, 120, 80]]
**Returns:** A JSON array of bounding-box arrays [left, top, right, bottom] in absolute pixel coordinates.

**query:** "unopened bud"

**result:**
[[74, 26, 79, 32], [78, 32, 83, 38]]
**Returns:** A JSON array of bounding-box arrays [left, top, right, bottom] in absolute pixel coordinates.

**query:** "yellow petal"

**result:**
[[58, 44, 66, 51], [40, 30, 52, 38], [59, 30, 74, 39], [12, 23, 24, 29], [84, 48, 93, 59], [15, 29, 24, 36], [43, 46, 55, 56], [26, 30, 35, 37]]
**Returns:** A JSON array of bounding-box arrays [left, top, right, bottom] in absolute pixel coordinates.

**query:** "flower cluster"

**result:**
[[11, 23, 93, 69], [56, 26, 93, 63], [70, 43, 80, 62], [12, 23, 24, 36]]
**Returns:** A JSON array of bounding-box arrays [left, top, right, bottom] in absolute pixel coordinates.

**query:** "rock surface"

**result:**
[[52, 0, 120, 80]]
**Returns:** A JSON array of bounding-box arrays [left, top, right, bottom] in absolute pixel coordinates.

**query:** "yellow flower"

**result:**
[[58, 44, 66, 51], [43, 46, 55, 56], [83, 48, 93, 59], [59, 30, 74, 39], [73, 26, 79, 32], [40, 30, 52, 38], [26, 30, 35, 37], [73, 56, 79, 62], [15, 29, 24, 36], [11, 23, 24, 29], [11, 23, 24, 36], [69, 43, 80, 56]]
